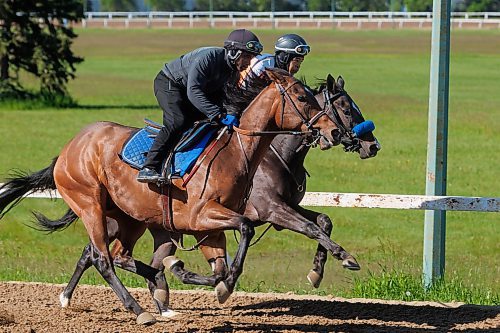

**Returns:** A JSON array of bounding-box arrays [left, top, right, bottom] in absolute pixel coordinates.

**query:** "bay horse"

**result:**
[[162, 74, 380, 286], [47, 74, 378, 317], [0, 68, 344, 324]]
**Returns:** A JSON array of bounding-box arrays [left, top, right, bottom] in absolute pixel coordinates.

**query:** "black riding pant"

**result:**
[[143, 71, 199, 171]]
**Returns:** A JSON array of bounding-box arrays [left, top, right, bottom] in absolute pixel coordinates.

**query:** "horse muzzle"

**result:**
[[319, 128, 342, 150], [359, 138, 381, 159]]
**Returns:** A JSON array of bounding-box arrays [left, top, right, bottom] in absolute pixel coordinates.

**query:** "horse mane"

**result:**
[[223, 73, 271, 116], [223, 70, 324, 116], [297, 75, 325, 95]]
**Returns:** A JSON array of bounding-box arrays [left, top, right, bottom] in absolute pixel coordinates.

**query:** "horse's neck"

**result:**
[[227, 87, 281, 177], [271, 135, 311, 171]]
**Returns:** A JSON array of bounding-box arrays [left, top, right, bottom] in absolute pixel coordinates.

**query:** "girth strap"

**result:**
[[160, 184, 176, 232]]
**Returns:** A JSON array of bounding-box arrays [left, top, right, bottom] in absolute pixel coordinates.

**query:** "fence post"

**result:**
[[423, 0, 451, 289]]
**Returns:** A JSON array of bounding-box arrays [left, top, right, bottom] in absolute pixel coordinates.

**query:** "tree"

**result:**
[[0, 0, 84, 99], [465, 0, 499, 11], [247, 0, 302, 12], [100, 0, 138, 11], [194, 0, 252, 11], [308, 0, 333, 11], [336, 0, 389, 11], [404, 0, 433, 11], [146, 0, 186, 11]]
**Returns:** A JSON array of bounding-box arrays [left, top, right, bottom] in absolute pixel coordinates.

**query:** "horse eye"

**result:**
[[298, 95, 307, 102]]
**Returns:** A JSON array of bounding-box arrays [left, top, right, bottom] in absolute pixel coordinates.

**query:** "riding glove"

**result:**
[[220, 114, 240, 130]]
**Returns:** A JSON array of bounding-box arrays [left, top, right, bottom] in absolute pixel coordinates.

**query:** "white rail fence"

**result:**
[[2, 186, 498, 212], [80, 11, 500, 29]]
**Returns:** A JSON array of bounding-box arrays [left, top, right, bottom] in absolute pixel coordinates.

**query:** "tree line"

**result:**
[[98, 0, 498, 12], [1, 0, 497, 104]]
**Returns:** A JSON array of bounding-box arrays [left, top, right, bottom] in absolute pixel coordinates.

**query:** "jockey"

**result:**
[[137, 29, 263, 183], [240, 33, 310, 85]]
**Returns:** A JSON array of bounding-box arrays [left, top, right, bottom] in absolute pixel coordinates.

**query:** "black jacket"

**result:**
[[162, 47, 235, 120]]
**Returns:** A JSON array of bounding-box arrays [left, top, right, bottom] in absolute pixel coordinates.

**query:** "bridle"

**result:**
[[321, 88, 362, 153], [233, 80, 331, 147]]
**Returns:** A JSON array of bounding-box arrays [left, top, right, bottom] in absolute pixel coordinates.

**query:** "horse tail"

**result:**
[[32, 208, 78, 233], [0, 157, 58, 219]]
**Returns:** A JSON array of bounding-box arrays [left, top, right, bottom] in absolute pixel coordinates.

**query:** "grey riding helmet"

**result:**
[[224, 29, 263, 63], [274, 34, 310, 70]]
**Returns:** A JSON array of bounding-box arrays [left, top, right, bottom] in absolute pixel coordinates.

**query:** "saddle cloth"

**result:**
[[120, 120, 219, 178]]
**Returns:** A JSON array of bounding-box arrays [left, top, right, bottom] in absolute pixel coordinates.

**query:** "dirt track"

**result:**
[[0, 282, 498, 332]]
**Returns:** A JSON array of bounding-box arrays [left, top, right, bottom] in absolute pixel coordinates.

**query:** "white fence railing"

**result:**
[[2, 186, 498, 213], [80, 11, 500, 29], [84, 11, 500, 20]]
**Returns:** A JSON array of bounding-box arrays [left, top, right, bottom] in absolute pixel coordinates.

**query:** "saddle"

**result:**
[[120, 119, 219, 180]]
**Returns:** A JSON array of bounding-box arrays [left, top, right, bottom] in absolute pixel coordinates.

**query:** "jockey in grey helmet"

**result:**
[[137, 29, 262, 183], [240, 33, 310, 85]]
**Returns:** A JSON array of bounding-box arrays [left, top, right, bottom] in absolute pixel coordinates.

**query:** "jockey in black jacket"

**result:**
[[137, 29, 263, 183]]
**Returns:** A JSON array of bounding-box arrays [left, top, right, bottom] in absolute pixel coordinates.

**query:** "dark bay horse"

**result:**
[[163, 74, 380, 285], [0, 68, 346, 324], [53, 74, 379, 317]]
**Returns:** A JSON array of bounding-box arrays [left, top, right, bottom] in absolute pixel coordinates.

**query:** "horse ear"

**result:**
[[265, 67, 287, 84], [326, 74, 335, 91], [337, 76, 345, 89]]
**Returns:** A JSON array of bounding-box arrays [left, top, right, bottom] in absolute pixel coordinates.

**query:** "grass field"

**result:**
[[0, 28, 498, 305]]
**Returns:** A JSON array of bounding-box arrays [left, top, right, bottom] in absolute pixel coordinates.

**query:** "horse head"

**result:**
[[316, 74, 381, 159], [265, 68, 341, 150]]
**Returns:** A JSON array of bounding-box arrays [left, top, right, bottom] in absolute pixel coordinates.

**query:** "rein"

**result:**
[[233, 81, 327, 139], [270, 143, 307, 192]]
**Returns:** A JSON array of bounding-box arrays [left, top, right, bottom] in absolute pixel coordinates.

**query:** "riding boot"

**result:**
[[137, 128, 175, 183]]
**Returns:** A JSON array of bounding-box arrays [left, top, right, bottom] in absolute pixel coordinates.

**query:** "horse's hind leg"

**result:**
[[60, 216, 122, 307], [60, 189, 155, 325], [59, 243, 93, 307]]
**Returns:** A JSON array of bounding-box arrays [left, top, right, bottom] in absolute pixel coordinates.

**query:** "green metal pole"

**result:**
[[423, 0, 451, 289]]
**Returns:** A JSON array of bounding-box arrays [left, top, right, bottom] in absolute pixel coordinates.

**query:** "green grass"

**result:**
[[0, 28, 498, 305]]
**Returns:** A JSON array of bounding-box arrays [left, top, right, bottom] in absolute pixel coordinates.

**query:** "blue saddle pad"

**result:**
[[121, 123, 218, 177], [121, 126, 158, 170]]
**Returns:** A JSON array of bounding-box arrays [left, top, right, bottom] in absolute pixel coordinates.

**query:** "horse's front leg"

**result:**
[[146, 227, 179, 317], [296, 208, 334, 288], [163, 232, 228, 287], [267, 200, 360, 270], [192, 200, 255, 304]]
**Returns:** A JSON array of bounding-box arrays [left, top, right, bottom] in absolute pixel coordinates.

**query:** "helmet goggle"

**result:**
[[275, 44, 310, 56], [245, 40, 263, 54]]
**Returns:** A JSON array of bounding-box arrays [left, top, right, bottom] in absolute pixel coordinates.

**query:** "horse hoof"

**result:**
[[342, 256, 361, 271], [161, 309, 180, 318], [162, 256, 183, 271], [307, 270, 323, 288], [59, 292, 70, 308], [136, 311, 156, 325], [215, 281, 231, 304], [153, 288, 168, 304]]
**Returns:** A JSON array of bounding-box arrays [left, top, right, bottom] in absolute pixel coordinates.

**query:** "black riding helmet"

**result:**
[[274, 34, 310, 70], [224, 29, 263, 64]]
